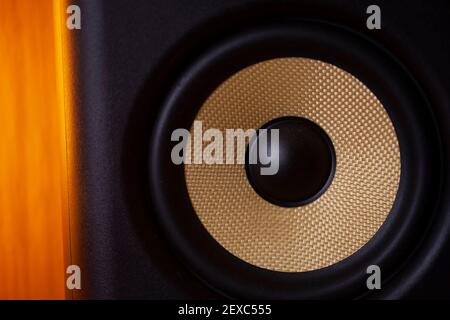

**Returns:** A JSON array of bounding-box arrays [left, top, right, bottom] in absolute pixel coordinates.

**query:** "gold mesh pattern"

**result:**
[[185, 58, 400, 272]]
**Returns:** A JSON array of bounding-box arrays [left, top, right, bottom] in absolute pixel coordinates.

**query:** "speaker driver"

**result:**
[[149, 20, 441, 299], [185, 57, 401, 272]]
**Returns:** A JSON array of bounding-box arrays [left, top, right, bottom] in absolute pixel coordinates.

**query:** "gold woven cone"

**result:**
[[185, 57, 401, 272]]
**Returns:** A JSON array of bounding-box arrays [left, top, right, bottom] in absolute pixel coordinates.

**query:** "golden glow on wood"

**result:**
[[0, 0, 76, 299]]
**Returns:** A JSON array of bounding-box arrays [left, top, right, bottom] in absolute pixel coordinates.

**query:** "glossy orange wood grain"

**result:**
[[0, 0, 77, 299]]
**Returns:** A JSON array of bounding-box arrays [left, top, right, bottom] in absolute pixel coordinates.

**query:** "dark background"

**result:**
[[70, 0, 450, 299]]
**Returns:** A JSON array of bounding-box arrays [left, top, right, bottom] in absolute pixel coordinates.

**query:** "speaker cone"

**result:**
[[186, 57, 400, 273]]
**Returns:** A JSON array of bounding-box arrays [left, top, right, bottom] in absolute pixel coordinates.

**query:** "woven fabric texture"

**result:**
[[185, 58, 400, 272]]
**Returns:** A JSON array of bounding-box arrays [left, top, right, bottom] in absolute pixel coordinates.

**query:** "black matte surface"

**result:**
[[72, 0, 450, 299]]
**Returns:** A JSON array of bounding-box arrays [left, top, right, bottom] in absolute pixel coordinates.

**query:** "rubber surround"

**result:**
[[148, 20, 442, 299]]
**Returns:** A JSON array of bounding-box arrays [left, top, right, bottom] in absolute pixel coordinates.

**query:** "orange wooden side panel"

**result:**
[[0, 0, 77, 299]]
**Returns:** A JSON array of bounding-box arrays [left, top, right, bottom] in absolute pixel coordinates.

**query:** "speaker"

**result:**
[[70, 0, 450, 299]]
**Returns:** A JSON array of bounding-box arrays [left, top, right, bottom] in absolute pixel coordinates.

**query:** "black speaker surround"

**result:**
[[72, 0, 450, 299]]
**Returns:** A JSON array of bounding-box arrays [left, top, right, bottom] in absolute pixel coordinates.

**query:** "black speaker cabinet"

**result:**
[[71, 0, 450, 299]]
